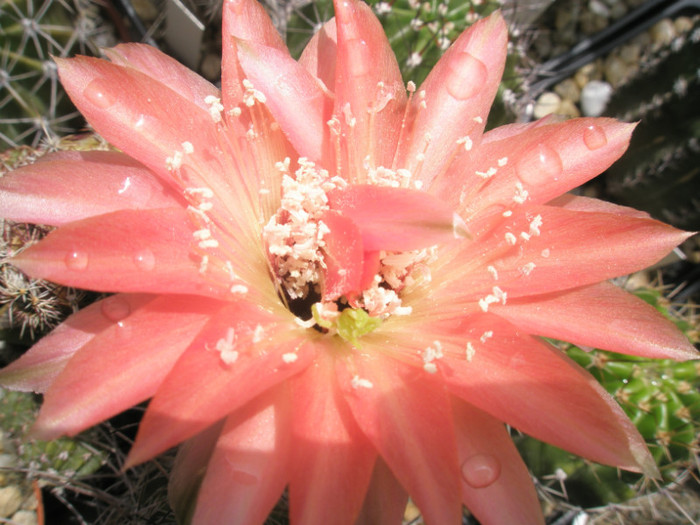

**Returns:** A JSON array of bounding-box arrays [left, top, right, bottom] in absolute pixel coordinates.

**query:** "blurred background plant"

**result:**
[[0, 0, 698, 523]]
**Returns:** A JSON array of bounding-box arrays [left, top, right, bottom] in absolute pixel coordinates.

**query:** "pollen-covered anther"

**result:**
[[230, 284, 249, 294], [214, 327, 238, 365], [204, 95, 224, 123], [497, 157, 508, 167], [487, 265, 498, 280], [520, 262, 536, 276], [505, 232, 517, 245], [351, 375, 374, 389], [513, 182, 529, 204], [166, 151, 183, 171], [528, 214, 543, 236], [475, 167, 497, 179], [465, 342, 476, 362], [198, 238, 219, 249], [263, 158, 341, 300], [456, 135, 473, 151], [342, 102, 356, 127], [282, 352, 299, 364], [241, 79, 266, 107], [422, 340, 443, 374], [480, 330, 493, 343], [478, 286, 507, 312]]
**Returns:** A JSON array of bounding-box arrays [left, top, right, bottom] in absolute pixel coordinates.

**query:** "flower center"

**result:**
[[262, 158, 434, 337]]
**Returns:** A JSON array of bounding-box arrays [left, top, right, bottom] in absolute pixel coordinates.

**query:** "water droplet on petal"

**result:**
[[446, 52, 487, 100], [461, 453, 501, 488], [83, 78, 116, 109], [583, 124, 607, 150], [65, 250, 88, 270], [516, 143, 563, 185], [101, 296, 131, 322], [345, 38, 370, 77], [133, 249, 155, 271]]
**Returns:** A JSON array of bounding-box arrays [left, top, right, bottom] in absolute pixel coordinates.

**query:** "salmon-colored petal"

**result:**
[[549, 193, 651, 218], [328, 185, 457, 251], [0, 294, 154, 393], [56, 56, 221, 185], [169, 421, 224, 525], [398, 12, 507, 188], [289, 349, 376, 525], [125, 304, 316, 467], [338, 351, 462, 524], [193, 387, 291, 525], [0, 151, 179, 226], [237, 40, 332, 163], [353, 457, 408, 525], [462, 119, 635, 219], [496, 282, 698, 360], [299, 18, 337, 93], [332, 0, 406, 174], [452, 399, 544, 525], [436, 314, 658, 476], [320, 210, 364, 301], [437, 205, 693, 308], [32, 295, 220, 440], [221, 0, 286, 111], [12, 208, 225, 297], [104, 43, 220, 112]]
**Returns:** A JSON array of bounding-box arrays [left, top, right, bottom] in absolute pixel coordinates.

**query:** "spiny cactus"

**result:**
[[0, 0, 112, 149], [601, 17, 700, 231], [0, 134, 109, 343]]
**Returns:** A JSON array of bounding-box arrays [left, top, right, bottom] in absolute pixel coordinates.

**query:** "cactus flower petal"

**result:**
[[0, 151, 179, 226], [497, 281, 698, 360]]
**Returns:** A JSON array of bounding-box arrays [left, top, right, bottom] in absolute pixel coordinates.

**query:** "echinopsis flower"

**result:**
[[0, 0, 697, 522]]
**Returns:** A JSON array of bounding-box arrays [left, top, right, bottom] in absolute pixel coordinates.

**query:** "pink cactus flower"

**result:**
[[0, 0, 696, 523]]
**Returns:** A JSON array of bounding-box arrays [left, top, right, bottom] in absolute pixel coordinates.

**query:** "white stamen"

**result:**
[[204, 95, 224, 123], [198, 239, 219, 249], [513, 182, 529, 204], [215, 327, 238, 364], [520, 262, 536, 276], [466, 342, 476, 362], [480, 331, 493, 343], [230, 284, 249, 294], [282, 352, 299, 363], [253, 324, 265, 343], [351, 375, 374, 389], [505, 232, 517, 245], [487, 265, 499, 280], [497, 157, 508, 167]]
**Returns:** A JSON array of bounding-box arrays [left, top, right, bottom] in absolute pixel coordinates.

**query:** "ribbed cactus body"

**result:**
[[0, 0, 108, 149]]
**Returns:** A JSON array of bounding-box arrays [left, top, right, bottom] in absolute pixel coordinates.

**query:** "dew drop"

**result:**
[[65, 250, 88, 270], [461, 453, 501, 488], [515, 143, 563, 185], [583, 124, 608, 150], [83, 78, 116, 109], [133, 249, 155, 271], [446, 52, 487, 100], [101, 296, 131, 322], [345, 38, 370, 77]]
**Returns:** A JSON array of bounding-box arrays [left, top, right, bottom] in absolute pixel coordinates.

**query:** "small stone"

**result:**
[[533, 91, 562, 118], [574, 62, 603, 89], [604, 55, 628, 87], [554, 78, 581, 103], [131, 0, 158, 23], [588, 0, 610, 18], [10, 510, 37, 525], [609, 1, 627, 19], [557, 98, 581, 119], [619, 43, 641, 64], [580, 11, 608, 35], [0, 486, 22, 518], [650, 19, 676, 48], [581, 80, 613, 117], [674, 16, 693, 34]]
